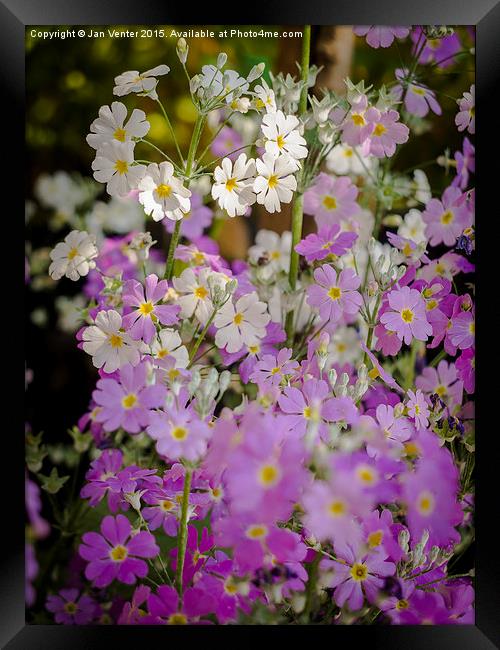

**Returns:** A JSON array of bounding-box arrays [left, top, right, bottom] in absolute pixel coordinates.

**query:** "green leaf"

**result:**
[[37, 467, 70, 494]]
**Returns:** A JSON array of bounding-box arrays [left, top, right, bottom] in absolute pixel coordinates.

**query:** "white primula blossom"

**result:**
[[86, 102, 150, 150], [151, 328, 189, 368], [413, 170, 431, 205], [327, 326, 362, 366], [113, 65, 170, 101], [91, 141, 145, 197], [211, 154, 256, 217], [49, 230, 98, 281], [138, 162, 191, 222], [200, 65, 224, 97], [248, 229, 292, 273], [254, 153, 298, 213], [87, 196, 145, 237], [261, 110, 308, 160], [35, 171, 91, 218], [325, 143, 372, 176], [398, 209, 427, 244], [81, 310, 142, 373], [173, 267, 227, 325], [214, 292, 270, 354], [253, 79, 277, 113]]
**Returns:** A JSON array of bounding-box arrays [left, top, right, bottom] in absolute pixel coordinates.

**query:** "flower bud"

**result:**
[[217, 52, 228, 69], [176, 38, 189, 64], [247, 62, 265, 82]]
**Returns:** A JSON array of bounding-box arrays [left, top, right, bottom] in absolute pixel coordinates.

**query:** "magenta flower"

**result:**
[[422, 185, 473, 247], [92, 362, 166, 434], [210, 125, 243, 161], [398, 590, 459, 624], [164, 192, 213, 240], [326, 545, 395, 611], [118, 585, 151, 625], [380, 286, 432, 345], [449, 311, 474, 350], [278, 378, 337, 439], [452, 137, 475, 189], [307, 265, 362, 324], [46, 588, 98, 625], [249, 347, 299, 388], [411, 27, 461, 68], [375, 403, 413, 450], [374, 323, 403, 356], [392, 68, 441, 117], [122, 274, 180, 343], [295, 224, 358, 262], [79, 514, 159, 587], [406, 389, 430, 430], [456, 347, 475, 393], [80, 449, 124, 509], [146, 585, 215, 625], [170, 525, 214, 587], [361, 509, 404, 562], [147, 406, 211, 462], [340, 94, 375, 146], [303, 173, 360, 228], [353, 25, 410, 48], [455, 85, 475, 134], [416, 360, 463, 409], [366, 108, 410, 158]]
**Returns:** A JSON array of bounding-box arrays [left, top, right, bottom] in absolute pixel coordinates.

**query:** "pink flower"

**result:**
[[307, 265, 362, 324], [455, 84, 475, 134], [448, 311, 474, 350], [392, 69, 441, 117], [303, 173, 360, 228], [164, 192, 213, 240], [422, 186, 473, 247], [79, 514, 159, 588], [92, 362, 166, 433], [375, 404, 413, 450], [366, 108, 410, 158], [249, 347, 299, 388], [416, 360, 463, 410], [46, 588, 98, 625], [411, 27, 461, 69], [80, 449, 124, 509], [295, 224, 358, 262], [147, 406, 211, 462], [353, 25, 410, 48], [380, 286, 432, 344], [452, 137, 475, 189], [406, 389, 430, 430], [210, 125, 243, 161], [278, 378, 337, 440], [146, 585, 215, 624], [456, 347, 475, 393], [340, 95, 375, 146], [122, 274, 180, 343]]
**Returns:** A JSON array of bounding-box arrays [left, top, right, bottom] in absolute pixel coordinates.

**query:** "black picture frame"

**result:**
[[8, 0, 500, 646]]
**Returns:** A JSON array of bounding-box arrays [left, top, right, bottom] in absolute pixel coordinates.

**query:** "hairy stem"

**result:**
[[175, 468, 193, 598]]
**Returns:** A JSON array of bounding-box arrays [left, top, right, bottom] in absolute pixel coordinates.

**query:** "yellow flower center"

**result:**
[[110, 545, 128, 562], [168, 368, 180, 381], [249, 344, 260, 354], [416, 490, 435, 516], [108, 333, 123, 348], [233, 312, 244, 325], [426, 299, 438, 311], [351, 113, 366, 126], [441, 211, 454, 225], [246, 524, 269, 539], [396, 599, 409, 610], [224, 578, 239, 595], [225, 177, 237, 192], [161, 499, 175, 511], [328, 499, 346, 517], [168, 613, 187, 625], [157, 348, 169, 359], [350, 563, 368, 581], [402, 242, 413, 257], [114, 159, 129, 175], [139, 301, 154, 316], [122, 393, 138, 409], [276, 134, 285, 149], [270, 366, 281, 375], [113, 127, 127, 142], [64, 601, 78, 614], [356, 466, 377, 485], [368, 367, 380, 380], [303, 406, 312, 419], [344, 147, 353, 157], [156, 184, 172, 199], [328, 286, 342, 301], [469, 322, 475, 335], [267, 174, 279, 189], [412, 87, 426, 96], [404, 441, 420, 457], [373, 123, 387, 137], [401, 308, 414, 323], [194, 286, 208, 300], [171, 426, 188, 441], [67, 247, 79, 260], [322, 195, 337, 210], [367, 530, 383, 548], [436, 385, 447, 397], [258, 464, 280, 487]]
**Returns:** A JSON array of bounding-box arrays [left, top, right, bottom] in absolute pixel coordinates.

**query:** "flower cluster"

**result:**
[[28, 26, 475, 626]]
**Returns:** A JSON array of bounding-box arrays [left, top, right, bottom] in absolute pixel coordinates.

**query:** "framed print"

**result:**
[[4, 0, 500, 646]]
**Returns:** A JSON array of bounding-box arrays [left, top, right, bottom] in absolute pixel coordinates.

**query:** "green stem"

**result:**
[[156, 98, 184, 165], [429, 348, 447, 368], [362, 293, 382, 366], [285, 24, 311, 346], [302, 551, 321, 622], [175, 468, 193, 597], [164, 113, 205, 280], [187, 306, 219, 367]]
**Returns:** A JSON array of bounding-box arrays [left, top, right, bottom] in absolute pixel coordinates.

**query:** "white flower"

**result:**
[[253, 79, 277, 113], [327, 326, 362, 366], [35, 171, 92, 218], [173, 267, 221, 325], [211, 153, 256, 217], [398, 209, 427, 244], [261, 110, 307, 160], [91, 141, 145, 197], [229, 97, 251, 113], [200, 64, 224, 96], [214, 292, 270, 353], [113, 65, 170, 101], [81, 309, 143, 373], [55, 295, 86, 333], [48, 230, 98, 281], [253, 153, 298, 213], [151, 328, 189, 368], [220, 69, 249, 103], [199, 66, 248, 103], [86, 196, 145, 237], [127, 232, 157, 262], [138, 162, 191, 222], [86, 102, 150, 150], [248, 229, 292, 274], [413, 170, 431, 205], [325, 143, 371, 176]]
